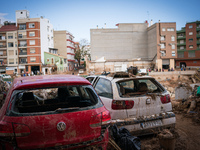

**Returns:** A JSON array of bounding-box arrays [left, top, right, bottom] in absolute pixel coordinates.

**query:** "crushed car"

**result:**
[[0, 75, 111, 149], [86, 72, 176, 135]]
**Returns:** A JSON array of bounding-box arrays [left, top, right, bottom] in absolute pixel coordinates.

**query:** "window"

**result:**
[[29, 23, 35, 28], [95, 78, 113, 99], [8, 50, 14, 56], [47, 58, 50, 62], [0, 51, 3, 55], [172, 51, 175, 56], [29, 40, 35, 45], [160, 51, 166, 56], [30, 57, 36, 62], [167, 28, 174, 31], [8, 33, 13, 39], [171, 35, 175, 41], [162, 28, 166, 31], [178, 53, 184, 58], [9, 58, 14, 64], [189, 51, 195, 57], [171, 44, 175, 49], [11, 85, 98, 114], [189, 39, 193, 42], [189, 25, 193, 29], [29, 32, 35, 37], [160, 43, 165, 49], [30, 48, 36, 53], [189, 32, 193, 35], [19, 24, 26, 30], [189, 45, 193, 48], [8, 42, 13, 47], [160, 35, 165, 41]]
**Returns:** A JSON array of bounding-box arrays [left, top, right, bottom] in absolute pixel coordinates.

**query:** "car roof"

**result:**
[[12, 75, 91, 90]]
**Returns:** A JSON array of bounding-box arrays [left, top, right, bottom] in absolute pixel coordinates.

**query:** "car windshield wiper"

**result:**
[[55, 107, 80, 113]]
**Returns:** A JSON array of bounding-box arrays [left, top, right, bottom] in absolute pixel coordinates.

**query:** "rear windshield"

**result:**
[[117, 78, 165, 97], [7, 85, 101, 116]]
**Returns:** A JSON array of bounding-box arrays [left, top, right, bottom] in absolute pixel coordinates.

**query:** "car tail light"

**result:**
[[13, 123, 30, 137], [90, 110, 111, 128], [160, 94, 171, 104], [112, 100, 134, 110], [0, 121, 30, 137]]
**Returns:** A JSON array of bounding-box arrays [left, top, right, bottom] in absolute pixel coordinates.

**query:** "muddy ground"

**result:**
[[140, 77, 200, 150]]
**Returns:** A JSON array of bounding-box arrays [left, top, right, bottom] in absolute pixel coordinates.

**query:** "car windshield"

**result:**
[[8, 85, 100, 115], [116, 78, 164, 97]]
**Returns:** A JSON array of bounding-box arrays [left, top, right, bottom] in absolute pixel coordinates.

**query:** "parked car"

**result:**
[[88, 72, 176, 135], [0, 75, 111, 149], [0, 74, 11, 79]]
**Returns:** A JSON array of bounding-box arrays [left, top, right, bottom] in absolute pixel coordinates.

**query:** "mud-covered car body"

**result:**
[[89, 73, 176, 135], [0, 75, 111, 149]]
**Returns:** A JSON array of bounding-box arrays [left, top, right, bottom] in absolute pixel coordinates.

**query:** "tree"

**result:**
[[75, 39, 90, 66]]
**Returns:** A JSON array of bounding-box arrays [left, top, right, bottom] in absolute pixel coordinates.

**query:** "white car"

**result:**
[[0, 74, 11, 79], [89, 72, 176, 135]]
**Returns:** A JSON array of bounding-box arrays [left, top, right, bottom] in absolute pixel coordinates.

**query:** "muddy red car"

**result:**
[[0, 75, 111, 149]]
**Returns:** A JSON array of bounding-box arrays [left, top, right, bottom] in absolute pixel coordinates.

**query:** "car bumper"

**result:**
[[110, 112, 176, 136]]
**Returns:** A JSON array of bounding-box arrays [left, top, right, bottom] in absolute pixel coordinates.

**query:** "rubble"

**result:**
[[0, 77, 10, 108]]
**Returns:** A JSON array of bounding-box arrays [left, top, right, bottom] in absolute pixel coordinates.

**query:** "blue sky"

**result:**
[[0, 0, 200, 42]]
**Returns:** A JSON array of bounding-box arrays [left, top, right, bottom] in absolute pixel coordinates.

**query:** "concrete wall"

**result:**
[[90, 23, 148, 61], [147, 24, 157, 60], [54, 30, 67, 57]]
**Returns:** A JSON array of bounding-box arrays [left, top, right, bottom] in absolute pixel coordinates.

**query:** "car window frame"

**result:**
[[94, 77, 113, 99]]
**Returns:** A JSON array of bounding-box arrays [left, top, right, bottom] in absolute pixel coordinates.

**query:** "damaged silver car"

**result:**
[[88, 72, 176, 135]]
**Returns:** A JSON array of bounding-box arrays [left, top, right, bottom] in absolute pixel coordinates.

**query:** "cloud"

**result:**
[[0, 13, 13, 24]]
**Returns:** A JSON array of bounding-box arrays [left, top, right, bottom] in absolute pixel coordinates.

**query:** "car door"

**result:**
[[94, 78, 127, 120]]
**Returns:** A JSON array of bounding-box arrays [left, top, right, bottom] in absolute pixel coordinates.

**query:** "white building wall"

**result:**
[[40, 18, 54, 64]]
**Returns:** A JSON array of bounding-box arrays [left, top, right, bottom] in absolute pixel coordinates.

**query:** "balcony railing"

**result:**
[[19, 27, 26, 30], [177, 43, 186, 46], [0, 37, 6, 40], [177, 29, 185, 33], [0, 45, 7, 48], [177, 36, 186, 39], [19, 61, 27, 64], [18, 44, 27, 47], [19, 52, 27, 55], [18, 35, 27, 39]]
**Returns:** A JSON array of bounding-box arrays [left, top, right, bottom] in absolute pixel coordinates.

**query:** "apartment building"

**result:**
[[54, 30, 75, 71], [148, 22, 177, 70], [16, 10, 54, 74], [0, 23, 18, 74], [176, 21, 200, 68], [90, 22, 177, 72]]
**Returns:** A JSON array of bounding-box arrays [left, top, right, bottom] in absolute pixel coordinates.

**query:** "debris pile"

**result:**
[[172, 83, 200, 124], [0, 78, 10, 108]]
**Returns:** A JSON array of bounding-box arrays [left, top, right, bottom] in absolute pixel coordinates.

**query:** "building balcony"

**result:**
[[0, 37, 6, 41], [0, 45, 7, 49], [197, 41, 200, 45], [177, 35, 186, 39], [177, 29, 185, 33], [19, 52, 27, 55], [19, 61, 27, 64], [177, 43, 186, 46], [18, 44, 27, 47], [197, 34, 200, 38], [18, 35, 27, 39], [0, 61, 7, 66], [19, 27, 26, 30], [177, 49, 186, 52], [196, 28, 200, 31]]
